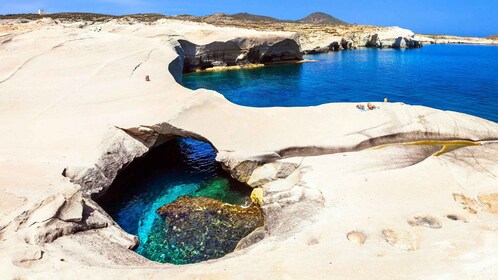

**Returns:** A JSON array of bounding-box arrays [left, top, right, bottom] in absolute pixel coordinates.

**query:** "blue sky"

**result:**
[[1, 0, 496, 37]]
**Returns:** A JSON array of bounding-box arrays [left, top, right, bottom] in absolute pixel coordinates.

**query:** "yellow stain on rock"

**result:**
[[251, 188, 265, 206], [196, 64, 265, 73], [404, 140, 480, 156], [452, 192, 498, 215], [478, 193, 498, 214]]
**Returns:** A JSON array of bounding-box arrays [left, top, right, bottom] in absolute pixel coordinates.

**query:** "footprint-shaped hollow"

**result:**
[[347, 231, 367, 245]]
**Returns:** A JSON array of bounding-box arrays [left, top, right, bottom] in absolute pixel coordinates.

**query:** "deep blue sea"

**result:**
[[183, 45, 498, 123]]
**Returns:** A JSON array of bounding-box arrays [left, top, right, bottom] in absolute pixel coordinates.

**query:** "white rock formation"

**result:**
[[415, 34, 497, 45], [179, 35, 302, 72], [303, 26, 422, 53], [0, 19, 498, 279]]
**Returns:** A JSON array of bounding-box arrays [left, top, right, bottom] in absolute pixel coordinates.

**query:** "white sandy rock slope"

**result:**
[[1, 19, 498, 279]]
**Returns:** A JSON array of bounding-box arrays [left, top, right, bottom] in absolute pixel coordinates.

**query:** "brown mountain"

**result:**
[[487, 35, 498, 40], [0, 11, 347, 26], [229, 13, 281, 23], [298, 12, 346, 25]]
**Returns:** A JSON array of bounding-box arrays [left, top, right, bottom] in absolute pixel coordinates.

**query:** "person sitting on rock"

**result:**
[[367, 102, 378, 110]]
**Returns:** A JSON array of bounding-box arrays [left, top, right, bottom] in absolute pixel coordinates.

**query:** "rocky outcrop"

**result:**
[[302, 27, 422, 54], [0, 186, 137, 248], [392, 36, 422, 48], [366, 34, 421, 49], [156, 196, 264, 263], [415, 34, 496, 45], [304, 34, 422, 54], [179, 36, 303, 72]]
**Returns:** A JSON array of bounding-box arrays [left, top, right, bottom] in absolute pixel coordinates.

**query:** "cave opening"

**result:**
[[97, 137, 263, 265]]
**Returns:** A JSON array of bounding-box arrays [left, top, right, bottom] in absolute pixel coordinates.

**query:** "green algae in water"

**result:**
[[97, 138, 253, 265], [192, 178, 251, 206]]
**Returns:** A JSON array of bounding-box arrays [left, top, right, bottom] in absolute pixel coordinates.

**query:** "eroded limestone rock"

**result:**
[[393, 37, 422, 49], [478, 193, 498, 214], [67, 127, 151, 198], [247, 161, 299, 187], [407, 215, 442, 229], [0, 187, 137, 249], [452, 192, 498, 215], [179, 36, 303, 72], [382, 229, 418, 251]]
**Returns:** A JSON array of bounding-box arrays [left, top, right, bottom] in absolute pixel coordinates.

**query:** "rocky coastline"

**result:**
[[304, 33, 423, 54], [2, 15, 495, 71], [179, 36, 302, 72], [0, 16, 498, 279]]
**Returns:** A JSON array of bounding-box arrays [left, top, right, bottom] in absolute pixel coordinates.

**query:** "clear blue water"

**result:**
[[98, 138, 252, 264], [183, 44, 498, 123]]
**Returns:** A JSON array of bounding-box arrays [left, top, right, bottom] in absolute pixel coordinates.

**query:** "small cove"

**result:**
[[183, 44, 498, 123], [98, 138, 254, 265]]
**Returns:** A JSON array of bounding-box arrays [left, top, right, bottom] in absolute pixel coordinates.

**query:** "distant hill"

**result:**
[[298, 12, 346, 25], [225, 12, 346, 25], [487, 35, 498, 40], [229, 13, 281, 23], [0, 11, 347, 26], [0, 12, 168, 22]]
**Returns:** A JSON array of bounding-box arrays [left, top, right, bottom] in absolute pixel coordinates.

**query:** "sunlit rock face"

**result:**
[[179, 37, 303, 72], [156, 196, 264, 264]]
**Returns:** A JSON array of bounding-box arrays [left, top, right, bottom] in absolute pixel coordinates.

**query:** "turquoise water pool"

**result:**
[[98, 138, 252, 264], [183, 44, 498, 122]]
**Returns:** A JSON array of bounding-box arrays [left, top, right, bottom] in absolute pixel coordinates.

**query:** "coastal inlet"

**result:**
[[97, 138, 263, 265], [183, 44, 498, 123]]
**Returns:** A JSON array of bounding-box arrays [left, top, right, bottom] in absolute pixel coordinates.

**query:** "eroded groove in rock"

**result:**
[[275, 132, 491, 159]]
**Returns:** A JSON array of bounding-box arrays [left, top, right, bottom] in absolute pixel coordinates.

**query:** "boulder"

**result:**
[[341, 38, 356, 50], [303, 46, 330, 54], [392, 37, 422, 49], [366, 34, 382, 48]]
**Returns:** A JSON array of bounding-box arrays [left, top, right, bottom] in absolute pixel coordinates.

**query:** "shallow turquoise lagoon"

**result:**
[[98, 138, 252, 264], [183, 45, 498, 123]]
